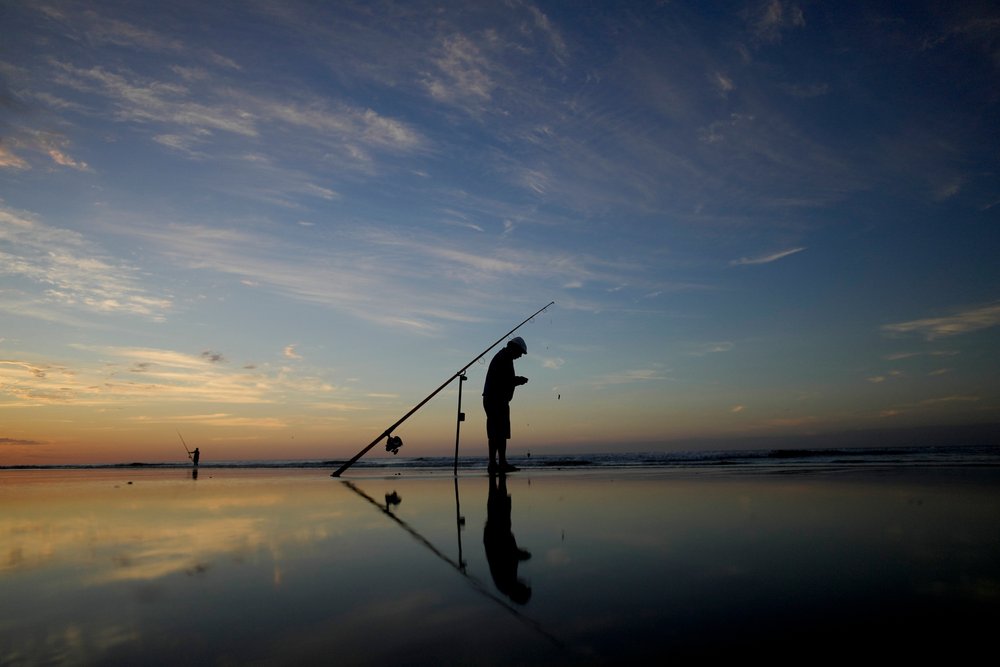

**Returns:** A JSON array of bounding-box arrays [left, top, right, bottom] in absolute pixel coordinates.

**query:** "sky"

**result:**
[[2, 0, 999, 465]]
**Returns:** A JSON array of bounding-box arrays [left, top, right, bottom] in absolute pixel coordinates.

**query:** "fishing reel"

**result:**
[[385, 434, 403, 455]]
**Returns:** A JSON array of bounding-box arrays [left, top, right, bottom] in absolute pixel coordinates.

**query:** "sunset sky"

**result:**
[[2, 0, 998, 465]]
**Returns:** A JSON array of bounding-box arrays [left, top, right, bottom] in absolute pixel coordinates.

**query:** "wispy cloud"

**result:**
[[0, 144, 30, 170], [148, 413, 287, 429], [100, 217, 663, 333], [0, 359, 83, 407], [36, 4, 239, 70], [524, 3, 569, 63], [730, 247, 805, 266], [239, 92, 424, 151], [0, 206, 172, 321], [592, 367, 668, 388], [688, 342, 734, 356], [0, 131, 90, 171], [867, 370, 903, 383], [882, 303, 1000, 340], [362, 228, 672, 298], [749, 0, 806, 44], [425, 33, 498, 107], [0, 437, 43, 446], [104, 221, 454, 334], [79, 12, 187, 52], [0, 346, 339, 409], [542, 357, 565, 370], [45, 146, 90, 171], [0, 360, 53, 379], [51, 61, 258, 136], [883, 350, 959, 361], [760, 415, 819, 428], [879, 394, 982, 418], [918, 395, 980, 405], [713, 71, 735, 95], [422, 2, 570, 115], [39, 49, 424, 171]]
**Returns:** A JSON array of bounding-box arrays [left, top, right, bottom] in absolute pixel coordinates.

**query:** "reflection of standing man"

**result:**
[[483, 473, 532, 604], [482, 337, 528, 473]]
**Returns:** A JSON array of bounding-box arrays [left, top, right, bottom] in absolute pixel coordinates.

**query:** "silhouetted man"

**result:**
[[192, 447, 200, 467], [482, 337, 528, 473]]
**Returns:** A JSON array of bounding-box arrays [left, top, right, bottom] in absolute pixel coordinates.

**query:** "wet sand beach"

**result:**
[[2, 464, 999, 665]]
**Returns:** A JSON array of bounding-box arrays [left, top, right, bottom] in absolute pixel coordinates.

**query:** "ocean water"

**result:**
[[5, 443, 999, 472]]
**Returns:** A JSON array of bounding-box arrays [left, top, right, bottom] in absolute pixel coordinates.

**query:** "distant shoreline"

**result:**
[[4, 442, 998, 471]]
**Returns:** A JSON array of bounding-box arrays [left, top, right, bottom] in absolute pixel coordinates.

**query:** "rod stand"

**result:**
[[454, 372, 467, 476]]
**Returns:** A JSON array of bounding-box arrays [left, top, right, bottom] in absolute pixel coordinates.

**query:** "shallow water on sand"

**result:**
[[2, 466, 999, 664]]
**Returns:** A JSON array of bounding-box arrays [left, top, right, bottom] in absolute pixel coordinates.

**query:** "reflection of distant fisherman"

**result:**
[[482, 337, 528, 473], [483, 473, 531, 604], [192, 447, 200, 467]]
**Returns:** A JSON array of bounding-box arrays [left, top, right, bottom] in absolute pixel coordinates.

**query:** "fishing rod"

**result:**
[[341, 480, 566, 650], [177, 431, 192, 461], [331, 301, 555, 477]]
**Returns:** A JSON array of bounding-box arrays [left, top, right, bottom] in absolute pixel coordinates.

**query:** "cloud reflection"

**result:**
[[0, 472, 348, 588]]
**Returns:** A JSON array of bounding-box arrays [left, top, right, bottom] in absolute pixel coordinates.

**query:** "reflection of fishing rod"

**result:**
[[331, 302, 555, 477], [177, 431, 192, 461], [341, 480, 566, 650]]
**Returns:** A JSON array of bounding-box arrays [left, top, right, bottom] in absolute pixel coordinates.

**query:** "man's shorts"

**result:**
[[483, 396, 510, 440]]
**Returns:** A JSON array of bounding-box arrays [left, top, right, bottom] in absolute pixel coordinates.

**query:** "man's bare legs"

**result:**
[[488, 438, 498, 469], [489, 438, 517, 472]]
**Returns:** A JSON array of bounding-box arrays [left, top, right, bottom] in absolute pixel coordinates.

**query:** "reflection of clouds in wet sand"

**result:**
[[54, 623, 141, 664], [0, 474, 350, 588], [92, 516, 263, 584], [1, 513, 268, 583]]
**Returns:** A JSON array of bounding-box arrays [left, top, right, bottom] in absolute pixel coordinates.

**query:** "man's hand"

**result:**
[[515, 376, 528, 386]]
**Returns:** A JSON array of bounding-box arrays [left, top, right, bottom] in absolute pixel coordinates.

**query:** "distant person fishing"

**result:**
[[482, 336, 528, 473], [178, 432, 200, 467]]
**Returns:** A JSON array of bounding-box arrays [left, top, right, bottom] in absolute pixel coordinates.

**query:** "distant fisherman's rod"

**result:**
[[331, 301, 555, 477], [177, 431, 192, 460]]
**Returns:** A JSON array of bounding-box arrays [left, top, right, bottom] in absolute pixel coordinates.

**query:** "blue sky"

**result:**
[[2, 0, 998, 464]]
